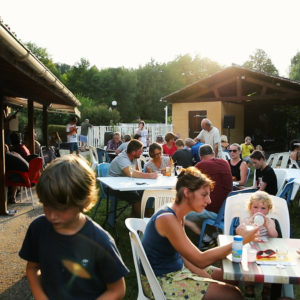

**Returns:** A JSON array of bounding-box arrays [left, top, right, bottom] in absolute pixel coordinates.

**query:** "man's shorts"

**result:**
[[69, 142, 79, 152], [79, 135, 88, 143]]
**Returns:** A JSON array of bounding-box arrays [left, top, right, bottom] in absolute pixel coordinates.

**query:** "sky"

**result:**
[[1, 0, 300, 77]]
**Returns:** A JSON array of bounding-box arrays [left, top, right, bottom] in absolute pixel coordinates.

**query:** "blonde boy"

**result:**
[[241, 136, 254, 165], [19, 155, 128, 300]]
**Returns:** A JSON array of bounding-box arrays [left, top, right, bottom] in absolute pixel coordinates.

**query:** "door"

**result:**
[[189, 110, 207, 138]]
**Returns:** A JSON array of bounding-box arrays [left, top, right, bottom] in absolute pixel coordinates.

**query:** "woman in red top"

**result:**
[[10, 132, 30, 159], [162, 132, 177, 156]]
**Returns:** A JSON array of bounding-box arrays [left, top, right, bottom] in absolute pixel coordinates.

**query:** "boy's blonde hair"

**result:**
[[36, 155, 98, 211], [248, 191, 273, 212]]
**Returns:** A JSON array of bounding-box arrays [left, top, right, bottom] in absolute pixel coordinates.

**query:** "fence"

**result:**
[[77, 123, 173, 148]]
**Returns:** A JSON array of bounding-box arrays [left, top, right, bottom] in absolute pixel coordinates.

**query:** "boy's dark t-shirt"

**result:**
[[172, 149, 194, 168], [256, 166, 278, 195], [19, 215, 129, 300]]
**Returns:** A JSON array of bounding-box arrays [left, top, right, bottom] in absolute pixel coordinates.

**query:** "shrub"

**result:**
[[48, 125, 67, 142]]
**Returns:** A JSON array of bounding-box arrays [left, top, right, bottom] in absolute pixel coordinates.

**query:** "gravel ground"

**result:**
[[0, 190, 42, 300]]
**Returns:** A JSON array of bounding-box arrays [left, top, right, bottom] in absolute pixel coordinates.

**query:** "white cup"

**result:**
[[247, 249, 257, 262]]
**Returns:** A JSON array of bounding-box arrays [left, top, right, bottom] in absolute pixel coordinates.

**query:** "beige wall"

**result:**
[[172, 101, 244, 143], [172, 102, 222, 139], [221, 103, 244, 144]]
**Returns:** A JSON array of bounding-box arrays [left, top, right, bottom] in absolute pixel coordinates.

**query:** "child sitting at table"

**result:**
[[236, 191, 280, 299], [236, 191, 278, 240], [19, 155, 129, 300]]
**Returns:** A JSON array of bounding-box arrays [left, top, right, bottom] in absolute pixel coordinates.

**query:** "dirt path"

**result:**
[[0, 190, 42, 300]]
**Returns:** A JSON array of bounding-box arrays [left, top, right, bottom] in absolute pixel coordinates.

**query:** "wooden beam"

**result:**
[[27, 99, 35, 154], [245, 76, 300, 94], [261, 86, 267, 96], [236, 76, 242, 97], [184, 78, 236, 101], [0, 47, 73, 106], [0, 94, 8, 215], [170, 94, 300, 103], [213, 88, 220, 98]]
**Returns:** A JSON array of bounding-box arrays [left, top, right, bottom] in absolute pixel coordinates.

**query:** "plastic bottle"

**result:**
[[232, 235, 243, 263], [170, 158, 175, 176]]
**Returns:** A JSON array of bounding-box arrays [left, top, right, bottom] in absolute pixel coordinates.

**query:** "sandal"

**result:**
[[6, 209, 17, 216]]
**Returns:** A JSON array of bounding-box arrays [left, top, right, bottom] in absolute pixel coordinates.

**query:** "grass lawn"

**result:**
[[87, 186, 300, 299]]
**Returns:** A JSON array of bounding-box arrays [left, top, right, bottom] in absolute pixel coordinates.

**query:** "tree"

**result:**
[[243, 49, 279, 75], [55, 63, 71, 76], [25, 42, 60, 78], [289, 52, 300, 81], [77, 95, 120, 125]]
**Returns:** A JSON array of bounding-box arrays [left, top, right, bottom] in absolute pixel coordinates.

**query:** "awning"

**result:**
[[4, 96, 81, 117], [0, 22, 81, 109]]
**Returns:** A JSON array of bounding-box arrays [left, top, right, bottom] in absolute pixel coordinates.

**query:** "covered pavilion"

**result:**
[[0, 22, 80, 215], [162, 65, 300, 149]]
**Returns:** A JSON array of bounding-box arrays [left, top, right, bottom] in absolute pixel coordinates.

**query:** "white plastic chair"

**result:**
[[89, 146, 99, 171], [224, 193, 290, 238], [267, 152, 290, 169], [289, 159, 300, 169], [224, 192, 293, 298], [224, 193, 293, 293], [273, 168, 289, 196], [279, 152, 290, 168], [140, 189, 176, 219], [267, 153, 280, 168], [266, 154, 273, 165], [125, 218, 166, 300]]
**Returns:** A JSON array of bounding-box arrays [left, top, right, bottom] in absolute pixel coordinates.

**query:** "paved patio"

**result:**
[[0, 187, 41, 299]]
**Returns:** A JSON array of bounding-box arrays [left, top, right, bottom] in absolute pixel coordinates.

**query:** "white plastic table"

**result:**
[[97, 175, 177, 191]]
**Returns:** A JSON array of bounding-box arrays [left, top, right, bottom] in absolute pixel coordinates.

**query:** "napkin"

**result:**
[[256, 256, 292, 265]]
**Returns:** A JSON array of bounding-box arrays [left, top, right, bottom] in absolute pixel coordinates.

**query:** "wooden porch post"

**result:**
[[27, 99, 35, 154], [42, 104, 48, 147], [0, 95, 8, 215]]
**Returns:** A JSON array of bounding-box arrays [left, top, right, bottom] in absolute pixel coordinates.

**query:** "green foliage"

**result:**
[[25, 42, 61, 78], [60, 53, 223, 123], [55, 63, 71, 76], [76, 95, 121, 125], [96, 67, 138, 122], [24, 41, 290, 131], [243, 49, 279, 76], [289, 51, 300, 81], [48, 124, 67, 141]]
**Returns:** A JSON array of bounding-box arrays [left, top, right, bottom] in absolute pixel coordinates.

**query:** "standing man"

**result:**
[[79, 119, 92, 151], [66, 117, 79, 155], [109, 139, 158, 217], [250, 150, 277, 195], [195, 118, 223, 159], [185, 144, 232, 238]]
